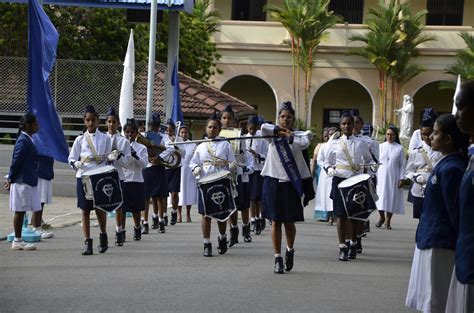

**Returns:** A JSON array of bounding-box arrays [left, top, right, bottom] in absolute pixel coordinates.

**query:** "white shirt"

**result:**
[[405, 141, 442, 198], [162, 135, 186, 168], [324, 134, 373, 179], [68, 130, 112, 178], [408, 129, 422, 154], [123, 141, 148, 183], [107, 132, 131, 181], [246, 131, 268, 171], [260, 123, 311, 181], [189, 138, 236, 179]]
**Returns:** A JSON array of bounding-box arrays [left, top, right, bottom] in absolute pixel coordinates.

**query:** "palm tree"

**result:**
[[445, 32, 474, 83], [192, 0, 221, 33], [266, 0, 339, 127]]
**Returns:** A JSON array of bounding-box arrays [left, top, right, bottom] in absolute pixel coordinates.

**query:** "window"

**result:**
[[323, 108, 358, 128], [426, 0, 464, 26], [232, 0, 267, 21], [329, 0, 364, 24]]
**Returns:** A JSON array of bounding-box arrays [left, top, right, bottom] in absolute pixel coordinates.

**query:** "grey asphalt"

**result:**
[[0, 195, 418, 313]]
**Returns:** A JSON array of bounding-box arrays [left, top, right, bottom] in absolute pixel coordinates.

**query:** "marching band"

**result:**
[[6, 80, 474, 311]]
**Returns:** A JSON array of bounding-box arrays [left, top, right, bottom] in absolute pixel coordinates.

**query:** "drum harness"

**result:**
[[80, 132, 105, 164], [336, 138, 360, 173], [417, 147, 434, 173]]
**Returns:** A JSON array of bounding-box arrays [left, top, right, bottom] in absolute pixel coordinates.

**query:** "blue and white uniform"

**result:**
[[246, 130, 268, 201], [122, 140, 148, 212]]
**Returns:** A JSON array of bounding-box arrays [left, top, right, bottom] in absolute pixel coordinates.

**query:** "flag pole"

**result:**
[[452, 75, 461, 115], [145, 0, 158, 132]]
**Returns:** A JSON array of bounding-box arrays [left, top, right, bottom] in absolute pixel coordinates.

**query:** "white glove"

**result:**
[[74, 161, 83, 170], [327, 167, 336, 177], [415, 175, 427, 185], [192, 166, 202, 176], [107, 150, 119, 162], [229, 161, 238, 172]]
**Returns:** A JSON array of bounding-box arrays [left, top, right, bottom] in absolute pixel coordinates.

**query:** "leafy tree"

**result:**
[[441, 32, 474, 89], [266, 0, 340, 128], [0, 1, 221, 81]]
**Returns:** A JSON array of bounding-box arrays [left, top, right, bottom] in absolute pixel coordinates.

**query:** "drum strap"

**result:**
[[85, 132, 101, 164], [207, 142, 229, 166], [419, 148, 433, 171], [340, 138, 358, 172]]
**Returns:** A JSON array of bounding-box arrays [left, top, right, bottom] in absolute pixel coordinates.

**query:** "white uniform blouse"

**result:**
[[123, 141, 148, 183]]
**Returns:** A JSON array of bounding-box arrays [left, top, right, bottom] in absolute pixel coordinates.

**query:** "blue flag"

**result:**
[[171, 58, 184, 125], [27, 0, 68, 163]]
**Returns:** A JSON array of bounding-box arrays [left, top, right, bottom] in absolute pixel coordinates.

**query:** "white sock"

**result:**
[[243, 223, 249, 227], [172, 209, 177, 214], [158, 218, 163, 222], [203, 238, 210, 244], [143, 221, 148, 225], [287, 246, 294, 252], [339, 243, 347, 248], [164, 213, 168, 217], [14, 237, 22, 242], [251, 218, 256, 222], [115, 226, 122, 232], [231, 224, 238, 228], [152, 213, 158, 218], [218, 233, 226, 240], [350, 240, 357, 246], [275, 254, 281, 258]]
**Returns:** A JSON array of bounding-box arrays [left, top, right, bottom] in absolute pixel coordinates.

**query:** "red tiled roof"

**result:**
[[133, 62, 255, 120]]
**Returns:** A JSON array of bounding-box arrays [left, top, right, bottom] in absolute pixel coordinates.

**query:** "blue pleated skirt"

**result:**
[[143, 165, 168, 198], [262, 176, 304, 222], [123, 182, 145, 212], [165, 167, 181, 193], [249, 171, 263, 201]]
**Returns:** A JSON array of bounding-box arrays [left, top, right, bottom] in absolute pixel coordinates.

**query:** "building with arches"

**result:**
[[208, 0, 474, 131]]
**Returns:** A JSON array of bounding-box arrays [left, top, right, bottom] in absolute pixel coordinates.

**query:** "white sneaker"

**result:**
[[11, 241, 36, 251], [40, 231, 54, 239]]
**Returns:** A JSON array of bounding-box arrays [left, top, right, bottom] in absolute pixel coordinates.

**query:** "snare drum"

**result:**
[[81, 165, 123, 212], [219, 128, 242, 155], [198, 170, 237, 222], [337, 174, 378, 221]]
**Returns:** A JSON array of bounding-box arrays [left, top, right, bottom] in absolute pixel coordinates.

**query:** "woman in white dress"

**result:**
[[376, 126, 406, 229], [178, 126, 198, 223]]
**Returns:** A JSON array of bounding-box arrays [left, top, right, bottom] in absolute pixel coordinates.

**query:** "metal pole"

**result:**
[[145, 0, 158, 132], [164, 11, 180, 120]]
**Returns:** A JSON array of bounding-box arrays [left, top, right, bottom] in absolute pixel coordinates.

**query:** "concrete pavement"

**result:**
[[0, 192, 419, 313]]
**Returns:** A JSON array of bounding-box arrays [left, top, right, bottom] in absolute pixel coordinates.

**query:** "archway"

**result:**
[[311, 78, 373, 133], [412, 81, 454, 126], [221, 75, 276, 121]]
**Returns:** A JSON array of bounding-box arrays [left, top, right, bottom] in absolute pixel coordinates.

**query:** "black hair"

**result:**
[[278, 101, 295, 116], [456, 80, 474, 111], [435, 114, 470, 157], [206, 116, 222, 129], [339, 112, 354, 124], [386, 126, 401, 144], [17, 112, 37, 137], [354, 115, 364, 125], [83, 105, 99, 120]]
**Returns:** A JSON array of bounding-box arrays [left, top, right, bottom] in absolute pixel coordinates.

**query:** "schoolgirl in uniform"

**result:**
[[324, 112, 373, 261], [68, 105, 113, 255], [260, 102, 312, 274], [31, 154, 54, 239], [406, 114, 469, 313], [220, 105, 254, 245], [122, 119, 148, 241], [177, 126, 198, 223], [5, 113, 40, 251], [164, 120, 186, 225], [446, 81, 474, 313], [246, 115, 268, 235], [105, 106, 131, 246], [189, 112, 237, 257], [405, 111, 441, 219], [141, 112, 170, 234]]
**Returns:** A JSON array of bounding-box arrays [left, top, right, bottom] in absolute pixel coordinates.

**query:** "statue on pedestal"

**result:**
[[395, 95, 414, 139]]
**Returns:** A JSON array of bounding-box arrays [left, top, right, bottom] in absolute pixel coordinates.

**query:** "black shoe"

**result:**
[[170, 212, 177, 226], [115, 231, 124, 246], [151, 217, 159, 229], [356, 237, 363, 254], [349, 244, 357, 259], [164, 215, 169, 226], [242, 225, 252, 243], [274, 256, 284, 274], [339, 246, 348, 261], [285, 249, 294, 272], [158, 221, 166, 233], [229, 226, 239, 247], [255, 219, 262, 235], [122, 230, 126, 242], [142, 223, 149, 234], [203, 243, 212, 257], [218, 236, 228, 255], [365, 221, 370, 233], [250, 220, 256, 233], [82, 238, 93, 255], [98, 233, 108, 254], [133, 227, 141, 241]]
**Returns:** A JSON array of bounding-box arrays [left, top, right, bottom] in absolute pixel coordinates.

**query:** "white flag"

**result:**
[[452, 74, 461, 115], [119, 29, 135, 129]]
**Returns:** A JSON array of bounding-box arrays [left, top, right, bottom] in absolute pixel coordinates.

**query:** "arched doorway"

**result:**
[[221, 75, 276, 121], [311, 79, 373, 133], [413, 81, 454, 126]]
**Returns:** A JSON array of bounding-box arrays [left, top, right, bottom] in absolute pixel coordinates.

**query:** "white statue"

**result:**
[[395, 95, 414, 139]]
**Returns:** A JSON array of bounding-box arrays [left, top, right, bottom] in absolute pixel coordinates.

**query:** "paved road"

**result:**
[[0, 196, 418, 313]]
